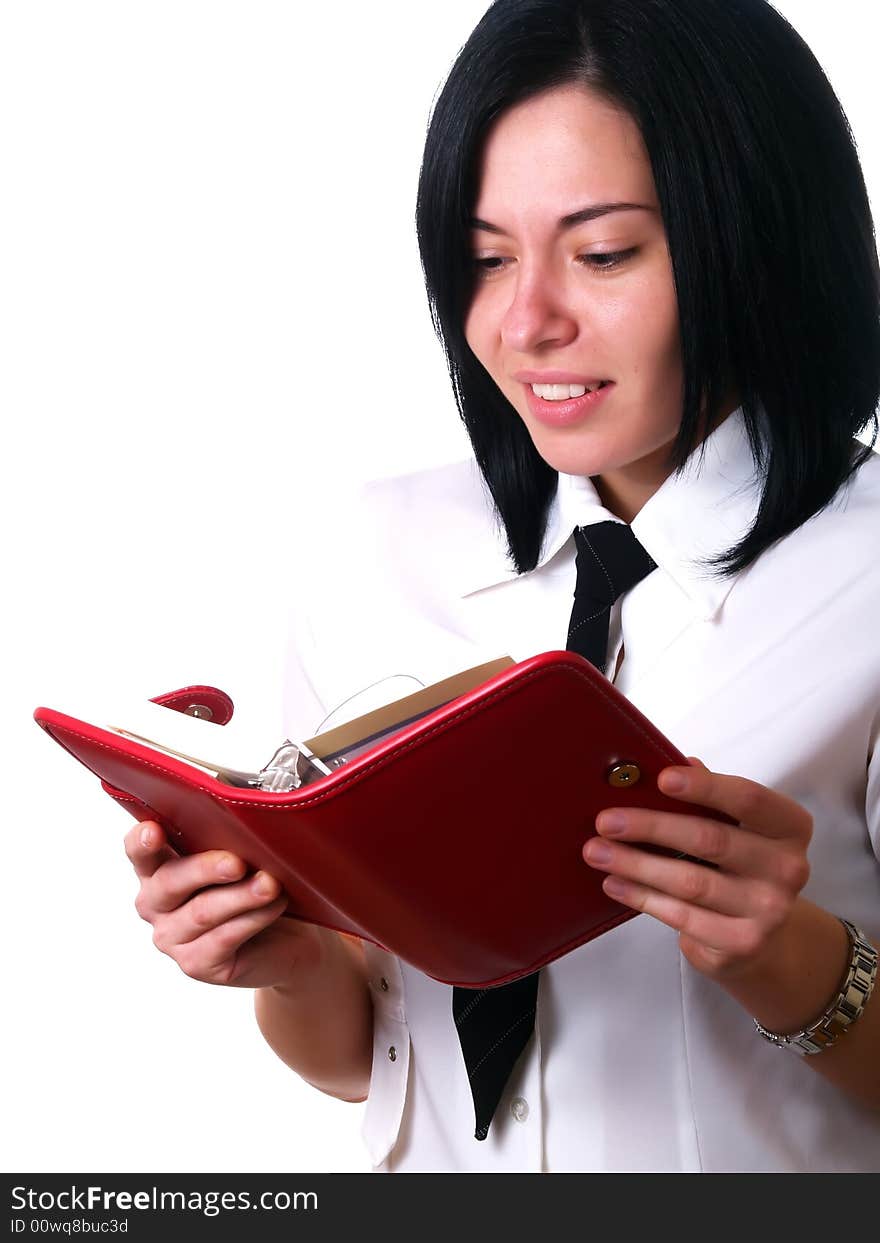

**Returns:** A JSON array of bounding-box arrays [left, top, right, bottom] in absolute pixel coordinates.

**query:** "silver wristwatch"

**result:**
[[753, 919, 878, 1055]]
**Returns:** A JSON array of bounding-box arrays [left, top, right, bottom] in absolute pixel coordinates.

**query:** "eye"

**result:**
[[578, 248, 638, 271], [471, 256, 510, 276], [470, 248, 639, 278]]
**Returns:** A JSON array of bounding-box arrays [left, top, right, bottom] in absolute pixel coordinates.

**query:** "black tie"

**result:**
[[452, 520, 657, 1141]]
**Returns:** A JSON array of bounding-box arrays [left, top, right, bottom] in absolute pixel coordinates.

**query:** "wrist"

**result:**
[[720, 899, 851, 1035], [268, 925, 361, 1001], [753, 919, 878, 1055]]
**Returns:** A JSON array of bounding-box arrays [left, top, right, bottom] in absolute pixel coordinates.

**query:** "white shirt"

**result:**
[[284, 408, 880, 1173]]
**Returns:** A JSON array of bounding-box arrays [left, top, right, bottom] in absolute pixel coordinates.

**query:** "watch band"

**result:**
[[754, 919, 878, 1055]]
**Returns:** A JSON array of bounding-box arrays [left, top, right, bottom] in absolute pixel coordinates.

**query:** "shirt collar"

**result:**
[[456, 406, 763, 620]]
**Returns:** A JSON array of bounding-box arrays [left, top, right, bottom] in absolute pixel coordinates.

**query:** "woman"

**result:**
[[127, 0, 880, 1171]]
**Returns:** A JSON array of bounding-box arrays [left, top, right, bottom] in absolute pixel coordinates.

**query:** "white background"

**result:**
[[2, 1, 877, 1174]]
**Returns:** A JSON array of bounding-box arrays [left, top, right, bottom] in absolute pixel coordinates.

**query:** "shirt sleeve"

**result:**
[[360, 944, 410, 1168]]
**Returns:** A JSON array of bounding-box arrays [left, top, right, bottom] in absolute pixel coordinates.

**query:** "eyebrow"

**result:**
[[469, 202, 651, 234]]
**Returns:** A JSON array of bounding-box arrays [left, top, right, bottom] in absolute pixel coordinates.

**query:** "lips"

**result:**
[[522, 379, 614, 428]]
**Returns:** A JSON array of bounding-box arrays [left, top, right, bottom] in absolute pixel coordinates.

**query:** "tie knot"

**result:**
[[572, 521, 657, 606]]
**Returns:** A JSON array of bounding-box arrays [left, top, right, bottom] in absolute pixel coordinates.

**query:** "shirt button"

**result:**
[[510, 1097, 529, 1123], [379, 977, 389, 991], [388, 1046, 397, 1062]]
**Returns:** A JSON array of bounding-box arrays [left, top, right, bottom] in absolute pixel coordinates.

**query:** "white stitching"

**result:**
[[468, 1010, 534, 1078], [579, 528, 616, 597], [567, 602, 611, 640], [454, 989, 489, 1024]]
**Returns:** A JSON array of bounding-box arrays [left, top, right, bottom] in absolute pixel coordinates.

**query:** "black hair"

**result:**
[[415, 0, 880, 576]]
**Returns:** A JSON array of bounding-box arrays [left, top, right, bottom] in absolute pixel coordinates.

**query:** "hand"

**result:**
[[125, 820, 329, 990], [582, 758, 813, 981]]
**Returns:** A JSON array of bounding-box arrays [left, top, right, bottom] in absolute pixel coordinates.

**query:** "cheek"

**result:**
[[600, 266, 681, 376], [639, 269, 682, 373]]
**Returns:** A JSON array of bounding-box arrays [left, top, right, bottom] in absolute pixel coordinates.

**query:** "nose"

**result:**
[[500, 262, 578, 354]]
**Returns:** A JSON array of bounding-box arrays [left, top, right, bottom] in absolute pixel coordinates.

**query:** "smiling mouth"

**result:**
[[523, 379, 615, 427]]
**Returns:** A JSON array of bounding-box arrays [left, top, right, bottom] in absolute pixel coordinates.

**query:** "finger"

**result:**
[[157, 870, 285, 946], [599, 874, 779, 960], [593, 808, 810, 888], [655, 766, 812, 843], [174, 895, 291, 985], [124, 821, 178, 880], [583, 836, 792, 919], [144, 849, 250, 915]]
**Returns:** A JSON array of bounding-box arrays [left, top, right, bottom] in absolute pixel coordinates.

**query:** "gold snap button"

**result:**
[[607, 762, 641, 788], [184, 703, 214, 720]]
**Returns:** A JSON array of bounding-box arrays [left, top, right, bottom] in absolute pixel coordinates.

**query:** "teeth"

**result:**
[[531, 382, 603, 400]]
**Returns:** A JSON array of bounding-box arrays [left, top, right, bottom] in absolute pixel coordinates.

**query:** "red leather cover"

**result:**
[[34, 651, 730, 987], [149, 685, 234, 724]]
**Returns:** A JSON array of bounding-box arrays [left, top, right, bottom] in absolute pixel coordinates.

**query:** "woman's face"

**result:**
[[464, 84, 688, 521]]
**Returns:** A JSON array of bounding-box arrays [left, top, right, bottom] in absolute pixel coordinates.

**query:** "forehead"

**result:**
[[471, 84, 655, 220]]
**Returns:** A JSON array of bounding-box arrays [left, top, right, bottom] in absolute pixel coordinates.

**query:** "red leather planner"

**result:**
[[35, 650, 728, 987]]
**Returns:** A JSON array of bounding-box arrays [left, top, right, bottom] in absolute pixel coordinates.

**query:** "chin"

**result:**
[[522, 423, 622, 479], [520, 408, 681, 483]]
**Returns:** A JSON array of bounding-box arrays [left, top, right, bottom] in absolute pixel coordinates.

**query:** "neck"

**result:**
[[593, 400, 738, 523]]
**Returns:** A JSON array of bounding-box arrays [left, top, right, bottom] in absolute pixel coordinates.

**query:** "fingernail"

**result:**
[[140, 825, 153, 848], [585, 839, 612, 865], [218, 856, 239, 878], [603, 876, 627, 899], [597, 811, 628, 835], [659, 769, 687, 794], [253, 872, 276, 897]]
